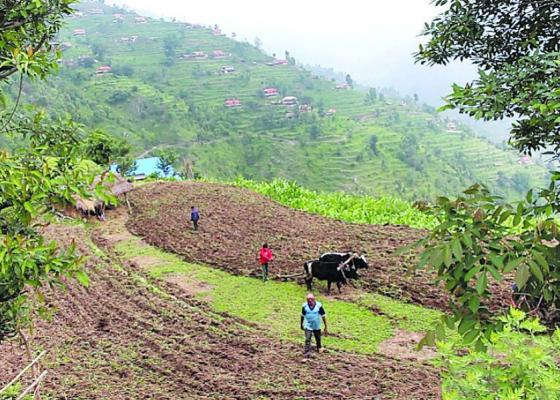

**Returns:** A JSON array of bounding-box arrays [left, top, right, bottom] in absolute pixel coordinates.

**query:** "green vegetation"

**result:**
[[114, 235, 440, 355], [437, 309, 560, 399], [15, 1, 549, 200], [412, 0, 560, 347], [233, 177, 435, 229], [0, 0, 98, 345]]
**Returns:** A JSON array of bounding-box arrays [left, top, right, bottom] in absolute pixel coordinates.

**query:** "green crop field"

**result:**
[[11, 1, 549, 200]]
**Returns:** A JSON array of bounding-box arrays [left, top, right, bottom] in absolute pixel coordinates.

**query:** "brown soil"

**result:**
[[0, 219, 441, 399], [378, 331, 438, 362], [126, 182, 512, 312]]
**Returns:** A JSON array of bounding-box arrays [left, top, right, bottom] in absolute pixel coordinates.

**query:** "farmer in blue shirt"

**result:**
[[190, 206, 200, 231], [300, 293, 328, 361]]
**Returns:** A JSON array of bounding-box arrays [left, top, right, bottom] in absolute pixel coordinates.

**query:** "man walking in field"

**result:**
[[190, 206, 200, 231], [258, 243, 273, 282], [301, 293, 328, 362]]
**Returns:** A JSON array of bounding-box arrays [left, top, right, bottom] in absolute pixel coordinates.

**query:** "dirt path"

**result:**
[[0, 213, 441, 399]]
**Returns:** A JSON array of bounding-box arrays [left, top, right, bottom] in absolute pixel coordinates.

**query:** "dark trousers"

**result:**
[[304, 329, 322, 357], [192, 219, 198, 230], [261, 263, 268, 281]]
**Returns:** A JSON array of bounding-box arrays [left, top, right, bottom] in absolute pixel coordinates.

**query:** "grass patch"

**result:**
[[115, 237, 440, 355]]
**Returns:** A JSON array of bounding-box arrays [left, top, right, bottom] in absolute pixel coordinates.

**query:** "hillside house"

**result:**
[[73, 28, 86, 36], [282, 96, 298, 106], [446, 122, 459, 132], [134, 16, 147, 24], [325, 108, 337, 116], [518, 155, 534, 166], [213, 50, 227, 58], [335, 83, 350, 90], [263, 87, 279, 97], [60, 42, 73, 51], [190, 51, 208, 59], [285, 111, 296, 119], [265, 59, 289, 67], [89, 8, 104, 15], [74, 12, 84, 17], [212, 28, 223, 36], [95, 65, 112, 75], [120, 37, 131, 43], [224, 98, 242, 108], [299, 104, 313, 113], [220, 65, 236, 74]]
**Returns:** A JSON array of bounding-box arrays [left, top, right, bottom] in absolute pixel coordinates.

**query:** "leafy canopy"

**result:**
[[0, 0, 104, 343], [416, 0, 560, 157], [413, 0, 560, 345]]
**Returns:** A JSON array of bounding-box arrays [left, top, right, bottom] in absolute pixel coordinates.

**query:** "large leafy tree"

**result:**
[[0, 0, 98, 343], [412, 0, 560, 346]]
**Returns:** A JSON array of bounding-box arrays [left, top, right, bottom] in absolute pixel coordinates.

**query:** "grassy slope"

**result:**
[[20, 1, 548, 200], [114, 228, 441, 355]]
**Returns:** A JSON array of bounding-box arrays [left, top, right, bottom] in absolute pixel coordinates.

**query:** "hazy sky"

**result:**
[[107, 0, 476, 106]]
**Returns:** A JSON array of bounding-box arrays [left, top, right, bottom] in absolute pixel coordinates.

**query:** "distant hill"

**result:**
[[11, 0, 549, 200]]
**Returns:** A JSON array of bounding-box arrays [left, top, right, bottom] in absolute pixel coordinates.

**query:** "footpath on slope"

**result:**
[[0, 213, 441, 400]]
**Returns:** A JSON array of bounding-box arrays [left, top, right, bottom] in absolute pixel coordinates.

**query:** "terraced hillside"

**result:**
[[19, 0, 548, 199]]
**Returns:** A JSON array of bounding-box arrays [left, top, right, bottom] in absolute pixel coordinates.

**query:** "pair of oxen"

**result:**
[[304, 252, 369, 294]]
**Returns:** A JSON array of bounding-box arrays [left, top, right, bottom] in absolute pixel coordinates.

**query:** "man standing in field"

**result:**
[[301, 293, 328, 362], [190, 206, 200, 231], [258, 243, 273, 282]]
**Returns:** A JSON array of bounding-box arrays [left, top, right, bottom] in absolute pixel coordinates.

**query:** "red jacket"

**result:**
[[259, 248, 273, 265]]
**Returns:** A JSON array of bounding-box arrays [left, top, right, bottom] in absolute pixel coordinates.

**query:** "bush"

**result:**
[[437, 308, 560, 400]]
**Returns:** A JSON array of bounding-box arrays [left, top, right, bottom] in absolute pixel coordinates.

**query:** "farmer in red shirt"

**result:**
[[259, 243, 273, 282]]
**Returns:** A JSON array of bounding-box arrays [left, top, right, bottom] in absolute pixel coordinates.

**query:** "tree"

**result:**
[[83, 130, 130, 167], [0, 0, 103, 344], [416, 0, 560, 158], [369, 135, 378, 155], [0, 0, 75, 82], [116, 156, 137, 177], [365, 88, 377, 104], [163, 34, 179, 65], [155, 148, 178, 177], [254, 37, 263, 50], [411, 0, 560, 345], [345, 74, 353, 88]]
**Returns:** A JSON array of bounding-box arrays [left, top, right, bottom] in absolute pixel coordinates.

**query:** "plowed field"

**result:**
[[0, 222, 440, 399], [127, 182, 449, 309], [127, 182, 511, 312]]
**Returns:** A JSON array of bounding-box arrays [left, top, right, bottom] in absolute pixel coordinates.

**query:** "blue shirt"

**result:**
[[191, 210, 199, 221], [302, 301, 326, 330]]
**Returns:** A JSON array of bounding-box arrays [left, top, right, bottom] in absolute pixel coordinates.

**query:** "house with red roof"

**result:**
[[213, 50, 227, 59], [95, 65, 112, 75], [224, 98, 242, 107], [263, 87, 279, 97], [134, 16, 147, 24], [73, 28, 86, 36]]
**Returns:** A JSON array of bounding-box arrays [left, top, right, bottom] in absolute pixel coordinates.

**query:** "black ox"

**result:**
[[319, 252, 369, 269], [303, 253, 368, 294]]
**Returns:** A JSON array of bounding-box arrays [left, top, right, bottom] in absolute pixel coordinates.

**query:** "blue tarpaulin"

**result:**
[[110, 157, 176, 178]]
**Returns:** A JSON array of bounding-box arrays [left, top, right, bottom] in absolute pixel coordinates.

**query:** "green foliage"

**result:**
[[116, 155, 137, 176], [411, 180, 560, 346], [233, 177, 435, 228], [437, 308, 560, 399], [0, 1, 100, 345], [83, 130, 130, 167], [416, 0, 560, 158], [0, 114, 98, 342], [0, 0, 76, 81], [0, 382, 33, 400], [154, 148, 178, 177]]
